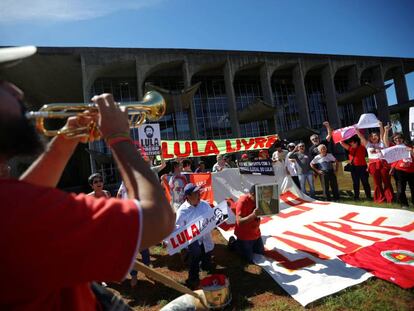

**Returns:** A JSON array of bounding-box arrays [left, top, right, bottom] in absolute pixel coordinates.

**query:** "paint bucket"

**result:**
[[200, 274, 231, 309]]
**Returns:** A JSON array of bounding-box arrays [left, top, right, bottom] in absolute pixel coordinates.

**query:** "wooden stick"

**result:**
[[134, 260, 209, 309]]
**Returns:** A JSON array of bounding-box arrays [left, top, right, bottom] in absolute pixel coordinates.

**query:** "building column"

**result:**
[[393, 67, 410, 136], [135, 59, 144, 99], [224, 60, 241, 137], [372, 65, 390, 123], [348, 65, 364, 117], [182, 61, 198, 139], [292, 62, 311, 128], [394, 67, 409, 105], [81, 55, 97, 174], [260, 64, 276, 134], [322, 62, 341, 129]]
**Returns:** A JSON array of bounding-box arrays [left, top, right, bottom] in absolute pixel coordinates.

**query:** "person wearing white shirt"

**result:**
[[285, 143, 300, 189], [310, 144, 339, 201], [176, 183, 214, 289]]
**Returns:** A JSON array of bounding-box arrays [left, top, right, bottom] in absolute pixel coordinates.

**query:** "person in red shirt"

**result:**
[[0, 46, 175, 311], [340, 136, 372, 200], [234, 185, 264, 263], [386, 133, 414, 209]]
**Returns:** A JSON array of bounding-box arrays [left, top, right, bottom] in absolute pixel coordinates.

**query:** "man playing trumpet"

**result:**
[[0, 46, 175, 310]]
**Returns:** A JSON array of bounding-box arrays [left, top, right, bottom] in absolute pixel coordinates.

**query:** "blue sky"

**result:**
[[1, 0, 413, 102]]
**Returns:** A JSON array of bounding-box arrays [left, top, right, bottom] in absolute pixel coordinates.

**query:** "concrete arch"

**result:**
[[190, 61, 226, 78], [270, 63, 297, 79], [144, 60, 185, 80], [383, 64, 403, 81], [84, 59, 136, 99]]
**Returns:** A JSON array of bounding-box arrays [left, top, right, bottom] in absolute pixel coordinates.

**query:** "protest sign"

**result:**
[[356, 113, 380, 129], [161, 134, 279, 159], [164, 201, 232, 255], [255, 183, 279, 215], [238, 159, 274, 175], [332, 126, 357, 143], [381, 145, 411, 163], [138, 123, 161, 156]]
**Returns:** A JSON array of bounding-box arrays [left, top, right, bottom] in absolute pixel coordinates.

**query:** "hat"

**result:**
[[184, 183, 201, 196], [287, 143, 295, 148], [241, 153, 248, 160], [0, 46, 37, 67]]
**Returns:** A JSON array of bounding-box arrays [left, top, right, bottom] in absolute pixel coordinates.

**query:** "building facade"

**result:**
[[3, 47, 414, 190]]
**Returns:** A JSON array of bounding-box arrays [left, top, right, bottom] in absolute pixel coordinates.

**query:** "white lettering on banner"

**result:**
[[381, 145, 411, 163], [165, 201, 232, 255]]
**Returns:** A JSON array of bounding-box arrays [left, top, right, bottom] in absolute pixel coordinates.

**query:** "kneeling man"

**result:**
[[176, 183, 214, 289], [234, 185, 264, 262]]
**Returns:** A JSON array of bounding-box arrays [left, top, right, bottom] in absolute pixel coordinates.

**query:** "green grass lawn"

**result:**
[[107, 192, 414, 310]]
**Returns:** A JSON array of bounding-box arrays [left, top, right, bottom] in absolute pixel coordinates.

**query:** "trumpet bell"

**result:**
[[26, 91, 166, 139]]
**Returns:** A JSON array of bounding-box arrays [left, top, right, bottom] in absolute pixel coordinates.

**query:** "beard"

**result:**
[[0, 115, 45, 159]]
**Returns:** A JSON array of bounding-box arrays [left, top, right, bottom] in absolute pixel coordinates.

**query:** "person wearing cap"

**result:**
[[285, 143, 300, 189], [175, 183, 214, 289], [0, 47, 175, 310], [212, 154, 230, 172], [258, 149, 270, 160], [240, 153, 249, 162], [233, 185, 264, 263]]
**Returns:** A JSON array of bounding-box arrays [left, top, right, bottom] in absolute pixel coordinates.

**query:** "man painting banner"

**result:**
[[138, 123, 161, 156], [165, 201, 234, 255]]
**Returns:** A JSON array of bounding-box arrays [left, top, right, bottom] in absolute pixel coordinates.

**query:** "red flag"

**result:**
[[332, 125, 357, 144], [339, 237, 414, 288]]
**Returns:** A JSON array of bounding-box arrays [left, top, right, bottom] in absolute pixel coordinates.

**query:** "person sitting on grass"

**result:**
[[310, 144, 340, 201], [233, 185, 264, 263]]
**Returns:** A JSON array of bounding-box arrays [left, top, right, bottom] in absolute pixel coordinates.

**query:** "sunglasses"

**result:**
[[93, 179, 103, 184]]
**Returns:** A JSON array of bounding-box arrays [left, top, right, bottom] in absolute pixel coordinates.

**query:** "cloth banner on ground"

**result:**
[[381, 145, 411, 163], [161, 134, 279, 159], [238, 159, 274, 175], [339, 235, 414, 288], [212, 168, 414, 306], [164, 201, 234, 255]]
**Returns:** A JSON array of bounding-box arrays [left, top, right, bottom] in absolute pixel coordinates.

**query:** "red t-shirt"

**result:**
[[0, 179, 141, 311], [234, 194, 261, 241], [348, 145, 367, 166]]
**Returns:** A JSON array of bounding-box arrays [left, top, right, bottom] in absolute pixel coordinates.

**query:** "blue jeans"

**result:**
[[187, 242, 212, 281], [237, 238, 265, 263], [130, 249, 150, 276], [298, 172, 315, 197]]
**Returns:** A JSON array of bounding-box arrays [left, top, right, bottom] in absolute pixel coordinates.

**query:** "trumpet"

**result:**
[[25, 91, 166, 139]]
